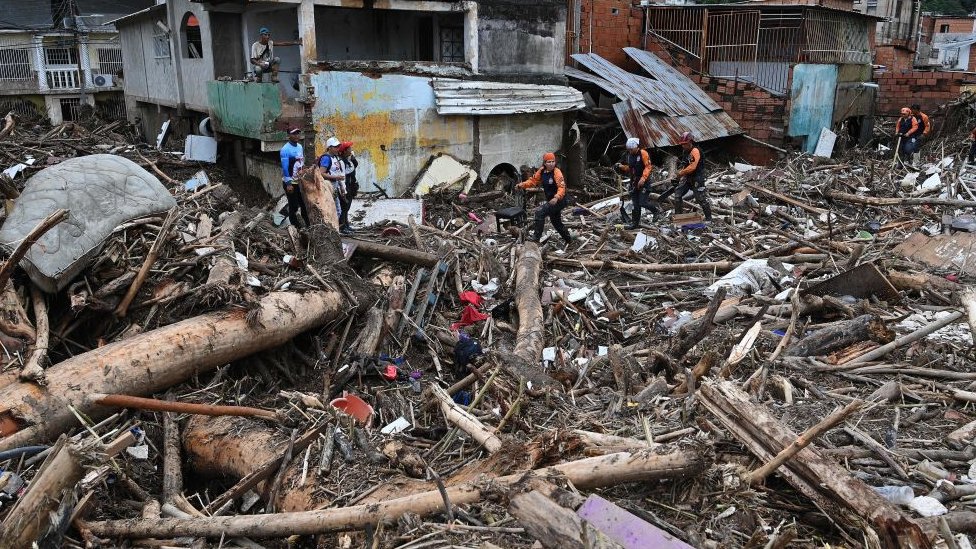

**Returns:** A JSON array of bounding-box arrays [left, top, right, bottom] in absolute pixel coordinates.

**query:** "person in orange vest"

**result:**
[[516, 152, 573, 245], [911, 104, 931, 141], [674, 132, 712, 221], [616, 137, 659, 228], [895, 107, 920, 162]]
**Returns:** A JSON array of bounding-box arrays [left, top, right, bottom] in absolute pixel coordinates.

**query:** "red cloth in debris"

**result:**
[[450, 304, 489, 330], [458, 291, 484, 307]]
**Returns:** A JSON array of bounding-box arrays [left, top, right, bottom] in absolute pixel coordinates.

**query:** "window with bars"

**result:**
[[439, 27, 464, 63], [45, 47, 78, 66], [60, 98, 82, 122], [0, 49, 32, 80], [153, 22, 171, 59], [97, 48, 123, 75]]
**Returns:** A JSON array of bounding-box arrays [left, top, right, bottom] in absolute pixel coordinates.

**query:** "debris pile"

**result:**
[[1, 111, 976, 549]]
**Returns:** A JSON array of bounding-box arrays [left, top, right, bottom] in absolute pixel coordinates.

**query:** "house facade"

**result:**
[[0, 0, 150, 124], [115, 0, 583, 197], [851, 0, 921, 70], [916, 15, 976, 70]]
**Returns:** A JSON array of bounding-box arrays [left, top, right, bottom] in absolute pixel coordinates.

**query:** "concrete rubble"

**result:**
[[0, 105, 976, 549]]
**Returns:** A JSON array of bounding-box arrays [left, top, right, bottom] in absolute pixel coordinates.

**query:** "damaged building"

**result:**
[[113, 0, 584, 197], [0, 0, 152, 124]]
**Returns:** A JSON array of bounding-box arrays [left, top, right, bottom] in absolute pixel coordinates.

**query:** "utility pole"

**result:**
[[71, 0, 87, 106]]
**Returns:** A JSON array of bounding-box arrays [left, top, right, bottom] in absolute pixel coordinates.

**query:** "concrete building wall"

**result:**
[[171, 0, 214, 111], [477, 0, 567, 77], [478, 113, 564, 181], [243, 7, 301, 99], [118, 14, 180, 109], [310, 70, 474, 196]]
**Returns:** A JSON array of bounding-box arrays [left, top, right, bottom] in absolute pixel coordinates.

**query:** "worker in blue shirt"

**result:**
[[280, 128, 309, 228]]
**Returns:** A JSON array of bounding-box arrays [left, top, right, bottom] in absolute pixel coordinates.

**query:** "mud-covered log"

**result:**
[[182, 415, 326, 513], [302, 168, 339, 230], [344, 238, 439, 267], [0, 289, 347, 450], [786, 315, 894, 357], [86, 448, 707, 539], [205, 212, 242, 286], [513, 243, 544, 364]]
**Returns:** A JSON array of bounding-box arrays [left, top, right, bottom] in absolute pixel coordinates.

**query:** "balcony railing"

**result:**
[[46, 68, 82, 90]]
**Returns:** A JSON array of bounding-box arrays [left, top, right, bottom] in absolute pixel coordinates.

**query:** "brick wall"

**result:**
[[643, 37, 789, 164], [874, 45, 916, 71], [570, 0, 644, 67], [876, 70, 966, 115], [932, 17, 976, 34]]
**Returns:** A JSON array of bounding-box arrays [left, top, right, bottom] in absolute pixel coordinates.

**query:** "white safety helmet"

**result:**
[[626, 137, 640, 149]]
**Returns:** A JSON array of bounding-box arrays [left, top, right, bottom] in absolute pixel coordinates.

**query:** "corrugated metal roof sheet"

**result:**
[[567, 50, 741, 147], [432, 79, 585, 116]]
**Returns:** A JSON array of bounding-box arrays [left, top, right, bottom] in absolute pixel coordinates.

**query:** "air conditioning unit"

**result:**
[[93, 74, 114, 87]]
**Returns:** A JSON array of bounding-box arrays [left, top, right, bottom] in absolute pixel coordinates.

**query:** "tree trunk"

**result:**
[[513, 243, 543, 364], [205, 212, 242, 286], [699, 380, 932, 547], [887, 270, 960, 293], [344, 238, 439, 267], [182, 415, 327, 513], [786, 315, 894, 357], [0, 289, 347, 450], [826, 189, 976, 208], [86, 449, 706, 539], [302, 168, 339, 230], [432, 384, 503, 453]]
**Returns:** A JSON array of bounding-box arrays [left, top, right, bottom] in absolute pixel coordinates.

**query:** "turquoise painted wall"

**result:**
[[788, 64, 838, 154]]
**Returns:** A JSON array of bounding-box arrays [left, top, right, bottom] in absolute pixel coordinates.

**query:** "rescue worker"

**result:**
[[674, 132, 712, 221], [279, 128, 309, 228], [616, 137, 659, 228], [895, 107, 920, 162], [337, 141, 358, 234], [516, 152, 573, 245], [911, 103, 931, 164], [968, 125, 976, 164], [317, 137, 347, 224]]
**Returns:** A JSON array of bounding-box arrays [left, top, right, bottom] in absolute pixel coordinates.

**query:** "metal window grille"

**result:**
[[47, 68, 80, 89], [153, 23, 171, 59], [439, 27, 464, 62], [45, 47, 78, 66], [802, 10, 872, 64], [60, 98, 82, 122], [646, 7, 707, 59], [97, 99, 126, 121], [0, 48, 32, 80], [97, 48, 123, 75]]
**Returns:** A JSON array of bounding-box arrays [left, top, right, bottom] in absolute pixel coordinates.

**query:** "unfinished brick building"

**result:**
[[567, 0, 878, 162]]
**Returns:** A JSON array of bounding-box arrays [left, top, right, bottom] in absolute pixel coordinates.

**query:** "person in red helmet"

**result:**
[[516, 152, 573, 244], [674, 132, 712, 221]]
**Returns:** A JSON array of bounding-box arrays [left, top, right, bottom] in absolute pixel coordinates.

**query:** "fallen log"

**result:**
[[183, 416, 328, 513], [205, 212, 242, 286], [786, 315, 894, 357], [548, 257, 739, 274], [699, 380, 932, 547], [826, 189, 976, 208], [86, 448, 706, 539], [92, 393, 279, 421], [847, 310, 964, 365], [18, 285, 48, 381], [344, 238, 439, 267], [432, 384, 503, 453], [745, 182, 827, 215], [116, 208, 177, 317], [887, 270, 960, 293], [0, 208, 69, 292], [513, 243, 544, 364], [0, 289, 347, 450], [0, 111, 14, 140], [0, 429, 137, 547]]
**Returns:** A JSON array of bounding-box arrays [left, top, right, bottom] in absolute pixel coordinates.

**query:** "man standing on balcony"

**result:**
[[250, 28, 301, 83]]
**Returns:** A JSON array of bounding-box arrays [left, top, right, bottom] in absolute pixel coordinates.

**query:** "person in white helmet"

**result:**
[[616, 137, 658, 228]]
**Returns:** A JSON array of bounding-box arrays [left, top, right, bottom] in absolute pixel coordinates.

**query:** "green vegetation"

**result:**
[[923, 0, 975, 16]]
